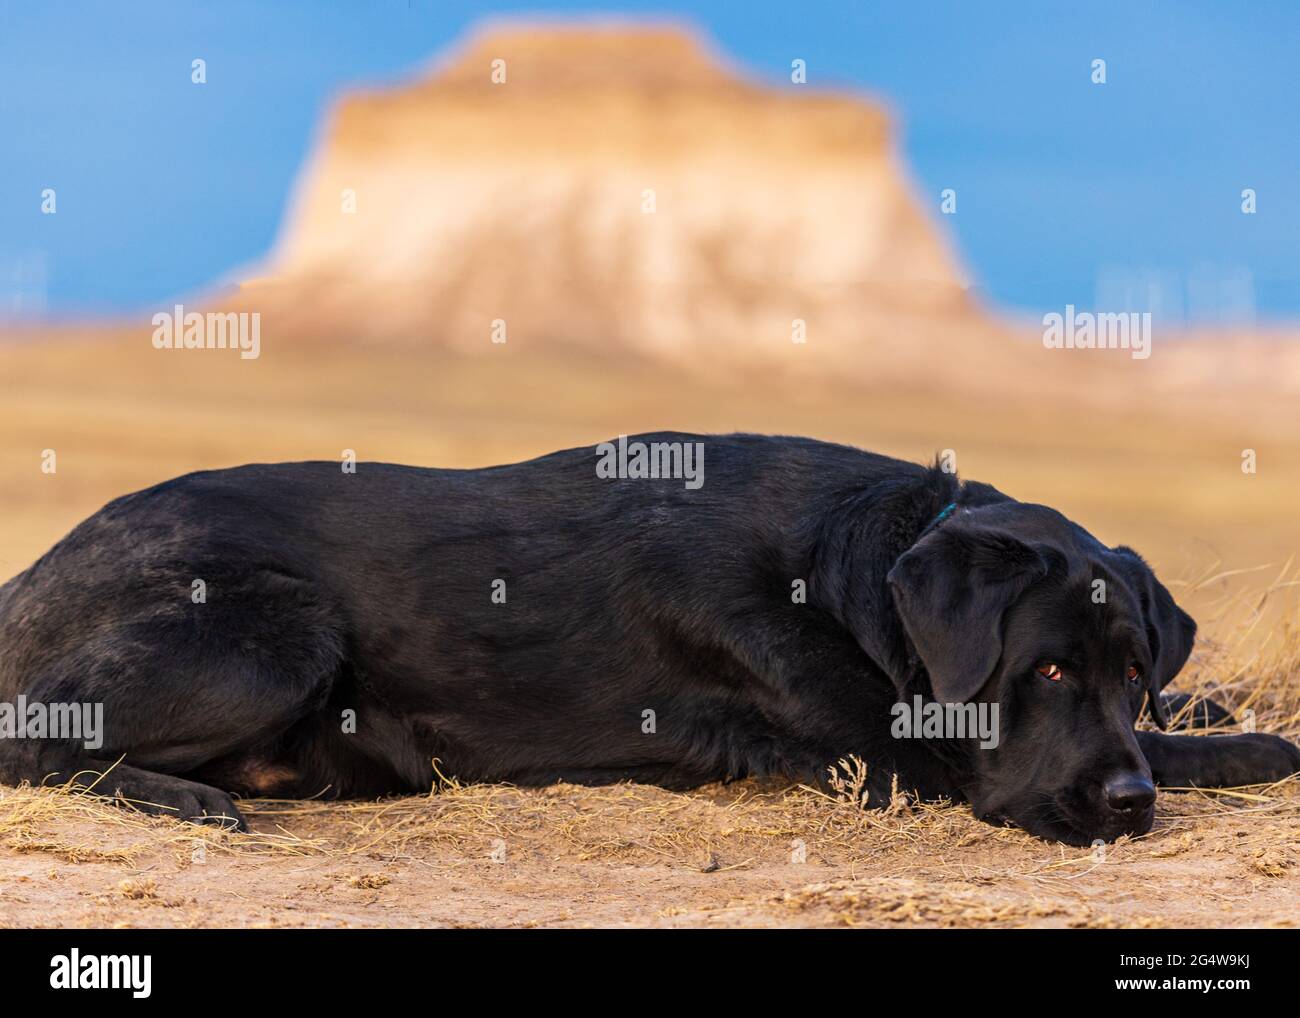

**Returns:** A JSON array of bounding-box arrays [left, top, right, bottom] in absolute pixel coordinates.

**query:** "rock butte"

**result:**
[[241, 23, 973, 361]]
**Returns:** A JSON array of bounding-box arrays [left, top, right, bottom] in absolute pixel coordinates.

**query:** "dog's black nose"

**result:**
[[1104, 774, 1156, 814]]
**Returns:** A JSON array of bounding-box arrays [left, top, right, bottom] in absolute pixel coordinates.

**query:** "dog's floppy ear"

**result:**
[[887, 524, 1050, 704], [1112, 546, 1197, 730]]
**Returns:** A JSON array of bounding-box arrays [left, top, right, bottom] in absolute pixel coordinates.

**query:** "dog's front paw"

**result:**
[[108, 773, 248, 831], [1215, 733, 1300, 786]]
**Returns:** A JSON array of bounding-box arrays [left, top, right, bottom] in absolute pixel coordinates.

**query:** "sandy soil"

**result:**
[[2, 758, 1298, 929]]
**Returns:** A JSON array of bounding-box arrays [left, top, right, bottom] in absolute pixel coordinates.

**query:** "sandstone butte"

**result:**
[[238, 24, 975, 363], [225, 22, 1299, 396]]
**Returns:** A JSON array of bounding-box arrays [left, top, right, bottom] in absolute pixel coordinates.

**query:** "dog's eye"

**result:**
[[1126, 664, 1142, 683], [1036, 664, 1062, 682]]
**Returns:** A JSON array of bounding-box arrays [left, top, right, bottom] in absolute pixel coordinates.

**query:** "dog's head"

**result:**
[[885, 502, 1196, 846]]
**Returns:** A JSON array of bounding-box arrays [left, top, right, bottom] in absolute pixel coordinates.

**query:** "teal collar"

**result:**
[[919, 500, 959, 539]]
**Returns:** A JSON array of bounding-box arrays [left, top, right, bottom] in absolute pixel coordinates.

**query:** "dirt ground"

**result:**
[[2, 764, 1298, 929], [1, 333, 1298, 928]]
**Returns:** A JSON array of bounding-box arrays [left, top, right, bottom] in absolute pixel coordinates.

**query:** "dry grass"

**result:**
[[7, 762, 1295, 873], [0, 772, 327, 864], [1164, 562, 1300, 737]]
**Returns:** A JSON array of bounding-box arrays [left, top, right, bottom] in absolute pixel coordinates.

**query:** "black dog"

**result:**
[[1, 432, 1296, 845]]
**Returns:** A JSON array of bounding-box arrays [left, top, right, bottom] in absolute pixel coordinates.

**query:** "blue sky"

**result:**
[[1, 1, 1296, 321]]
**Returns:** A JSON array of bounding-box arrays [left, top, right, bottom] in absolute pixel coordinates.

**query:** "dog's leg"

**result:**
[[1159, 692, 1235, 730], [0, 729, 264, 830], [0, 568, 343, 830], [1137, 730, 1300, 788], [18, 758, 252, 830]]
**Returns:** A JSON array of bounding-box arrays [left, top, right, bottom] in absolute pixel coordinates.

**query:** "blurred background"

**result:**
[[1, 2, 1297, 640]]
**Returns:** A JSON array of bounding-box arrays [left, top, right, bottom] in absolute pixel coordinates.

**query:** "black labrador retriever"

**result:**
[[1, 432, 1296, 845]]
